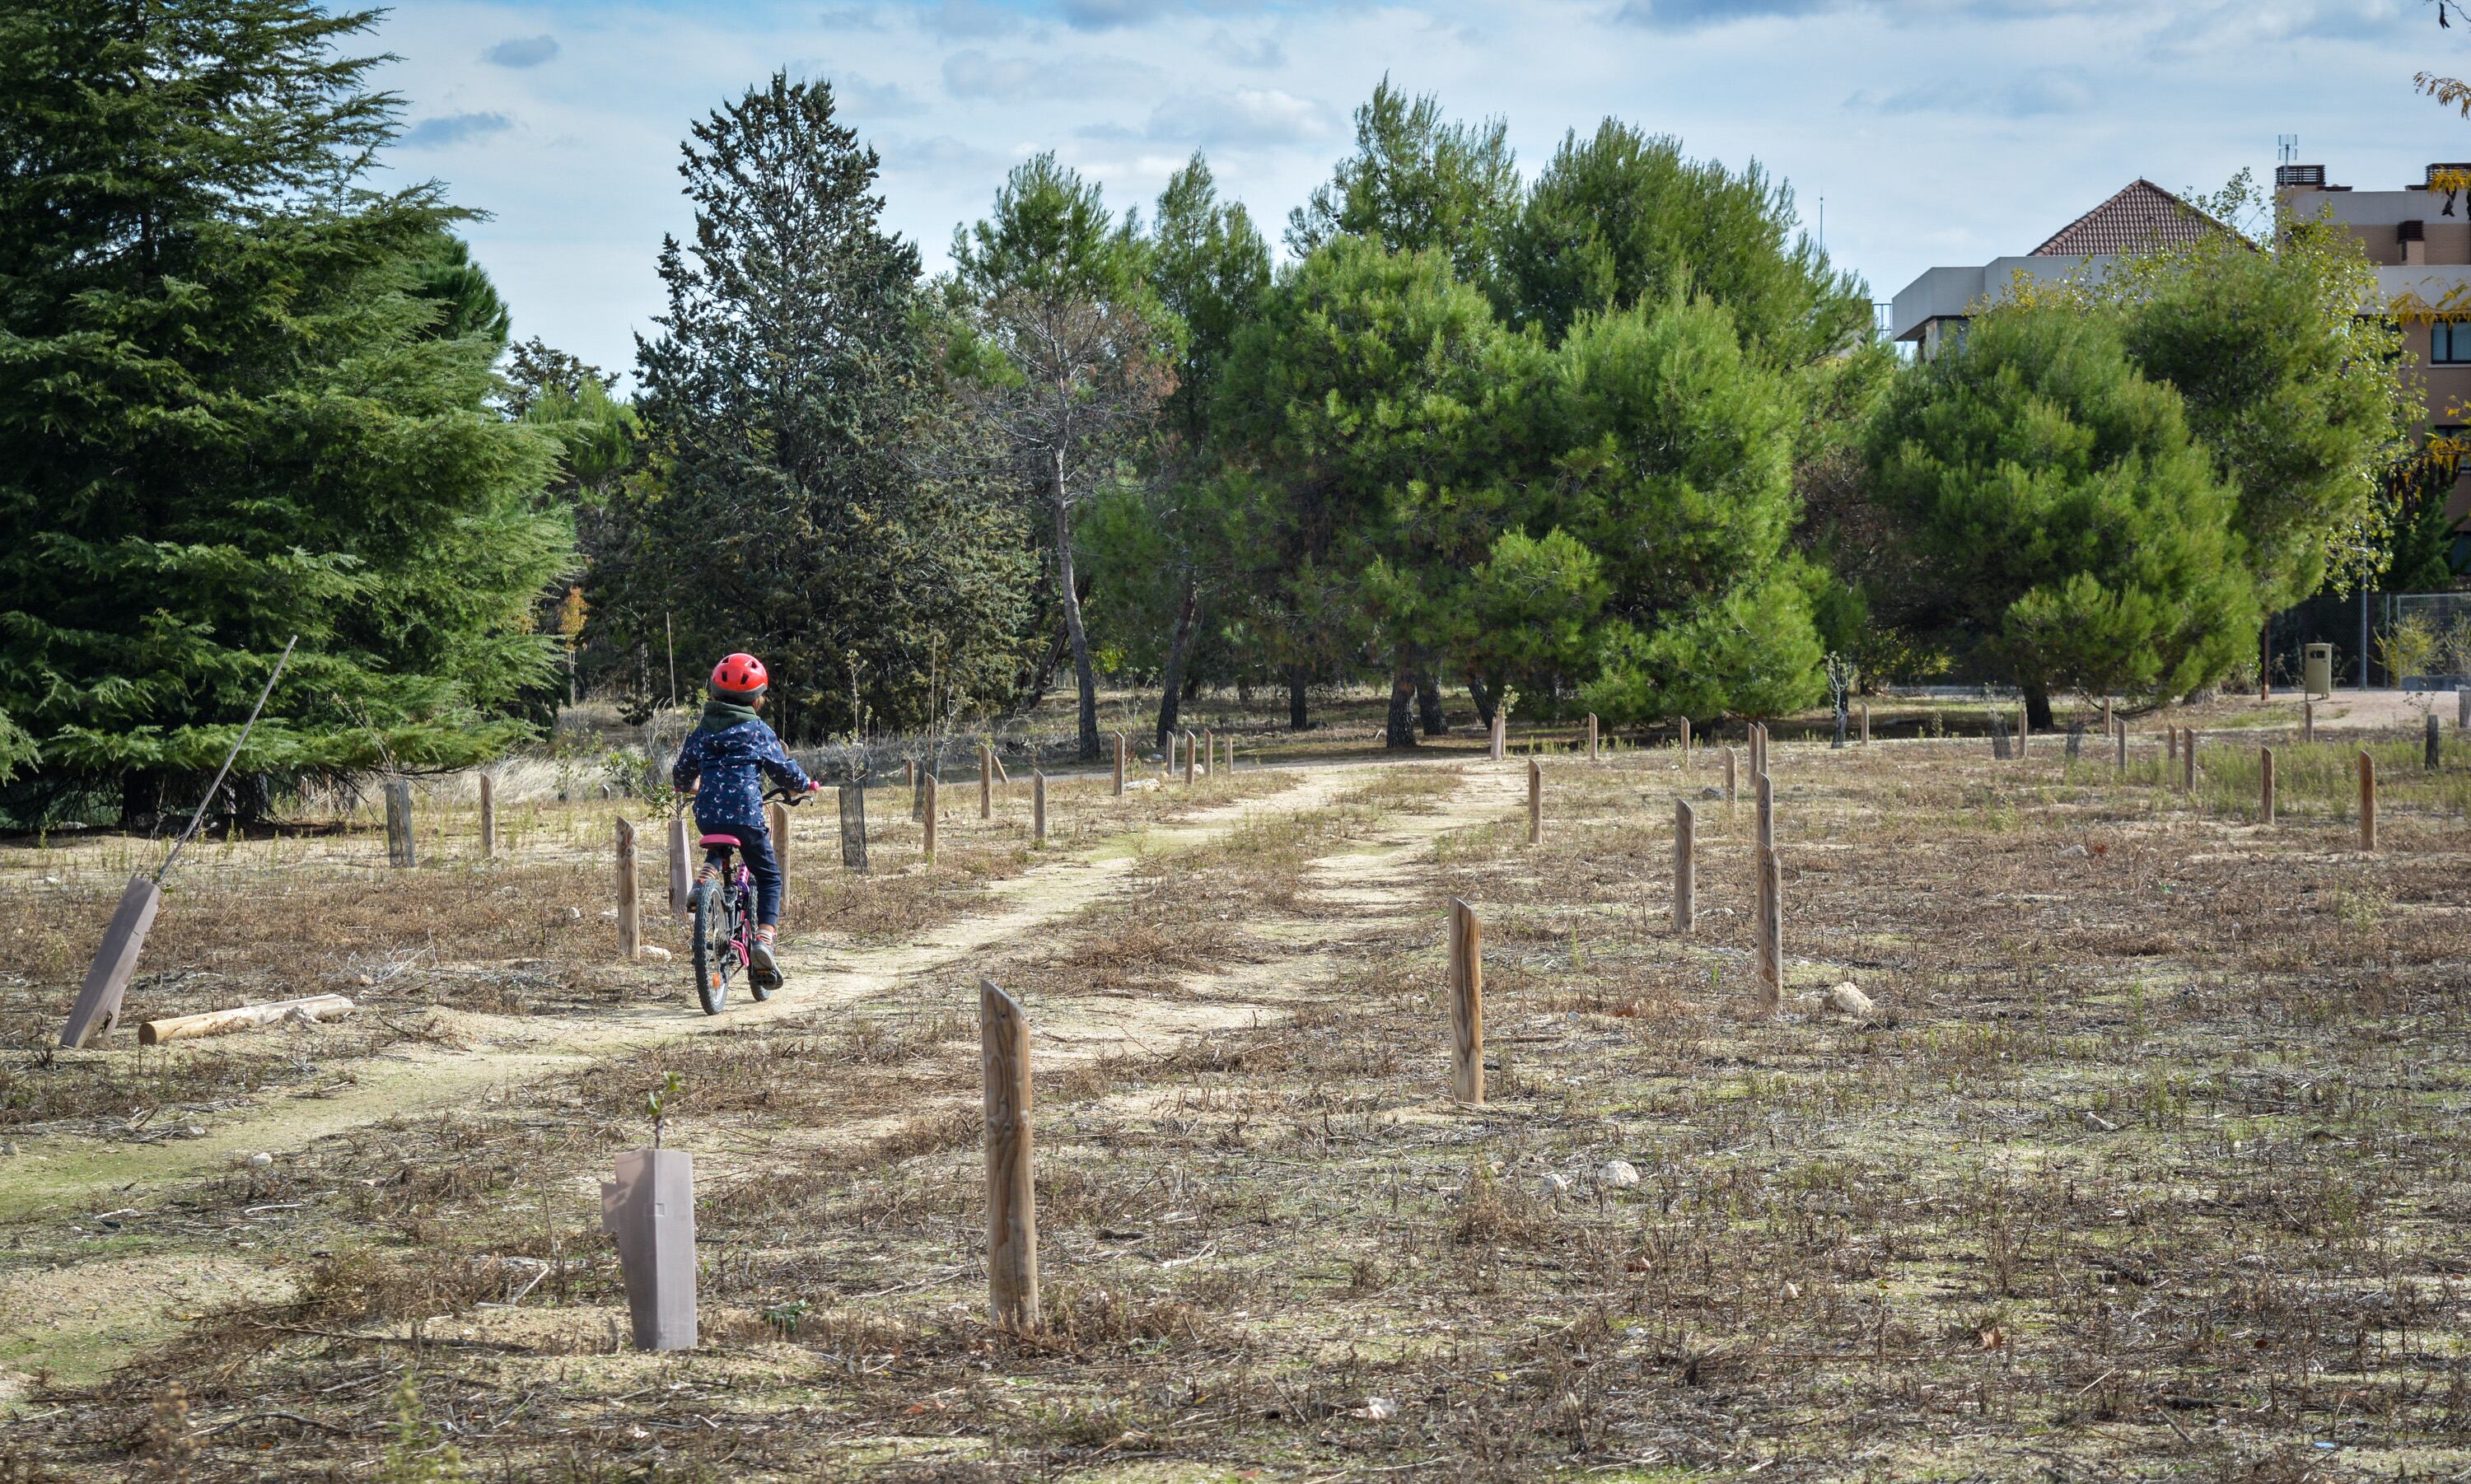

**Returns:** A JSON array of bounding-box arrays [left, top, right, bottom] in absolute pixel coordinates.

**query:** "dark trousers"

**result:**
[[703, 820, 782, 926]]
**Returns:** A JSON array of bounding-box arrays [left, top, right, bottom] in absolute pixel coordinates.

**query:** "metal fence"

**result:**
[[2268, 590, 2471, 690]]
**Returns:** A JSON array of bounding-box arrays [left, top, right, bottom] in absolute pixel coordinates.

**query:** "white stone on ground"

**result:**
[[1600, 1160, 1641, 1189]]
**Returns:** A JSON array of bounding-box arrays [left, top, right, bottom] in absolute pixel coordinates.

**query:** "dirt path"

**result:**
[[0, 758, 1506, 1223]]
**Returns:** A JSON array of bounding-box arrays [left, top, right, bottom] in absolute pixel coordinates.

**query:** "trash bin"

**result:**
[[2304, 642, 2334, 698]]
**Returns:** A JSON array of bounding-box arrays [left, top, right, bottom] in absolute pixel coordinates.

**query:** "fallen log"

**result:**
[[140, 994, 355, 1046]]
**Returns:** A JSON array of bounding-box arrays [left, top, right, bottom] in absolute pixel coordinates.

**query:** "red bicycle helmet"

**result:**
[[711, 652, 768, 695]]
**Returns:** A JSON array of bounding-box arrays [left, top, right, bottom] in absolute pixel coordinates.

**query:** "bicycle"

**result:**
[[689, 785, 806, 1016]]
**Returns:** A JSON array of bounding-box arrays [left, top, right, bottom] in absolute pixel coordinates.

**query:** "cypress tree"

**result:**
[[0, 0, 574, 828]]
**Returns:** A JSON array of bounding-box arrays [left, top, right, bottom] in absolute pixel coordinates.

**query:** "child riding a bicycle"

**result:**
[[670, 652, 817, 986]]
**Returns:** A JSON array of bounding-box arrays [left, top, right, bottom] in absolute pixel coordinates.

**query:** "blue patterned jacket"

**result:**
[[670, 707, 812, 837]]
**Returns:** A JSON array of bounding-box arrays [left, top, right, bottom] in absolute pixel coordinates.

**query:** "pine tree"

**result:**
[[597, 74, 1030, 740], [0, 0, 574, 828]]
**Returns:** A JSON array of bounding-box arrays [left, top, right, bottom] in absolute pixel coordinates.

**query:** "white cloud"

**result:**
[[481, 34, 558, 67], [1146, 86, 1329, 146], [400, 110, 515, 147]]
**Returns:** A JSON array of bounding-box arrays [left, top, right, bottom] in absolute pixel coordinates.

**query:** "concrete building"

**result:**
[[1888, 180, 2226, 357]]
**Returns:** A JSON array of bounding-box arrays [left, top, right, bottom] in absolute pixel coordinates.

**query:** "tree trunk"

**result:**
[[1021, 625, 1069, 713], [1155, 576, 1199, 751], [1385, 659, 1418, 749], [2023, 682, 2054, 733], [1415, 670, 1446, 736], [1287, 668, 1310, 731], [1469, 676, 1496, 728], [1051, 450, 1101, 761]]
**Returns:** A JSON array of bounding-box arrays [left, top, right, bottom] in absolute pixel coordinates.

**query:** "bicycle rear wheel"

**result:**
[[691, 876, 736, 1015]]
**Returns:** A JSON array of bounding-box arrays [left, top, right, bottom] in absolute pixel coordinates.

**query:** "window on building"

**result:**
[[2435, 320, 2471, 364]]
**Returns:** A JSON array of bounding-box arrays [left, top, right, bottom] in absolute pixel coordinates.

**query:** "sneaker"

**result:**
[[749, 936, 782, 989]]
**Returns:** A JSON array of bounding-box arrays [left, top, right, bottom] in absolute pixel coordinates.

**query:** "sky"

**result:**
[[365, 0, 2464, 380]]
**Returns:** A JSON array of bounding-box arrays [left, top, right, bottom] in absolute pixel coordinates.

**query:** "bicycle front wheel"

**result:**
[[690, 877, 733, 1015]]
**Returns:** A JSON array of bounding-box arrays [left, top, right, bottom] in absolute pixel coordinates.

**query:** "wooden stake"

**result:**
[[979, 744, 993, 819], [1723, 747, 1738, 804], [2459, 687, 2469, 731], [2359, 749, 2377, 851], [141, 994, 353, 1046], [1755, 771, 1775, 853], [768, 800, 791, 893], [1526, 758, 1542, 846], [2303, 700, 2315, 744], [2260, 746, 2276, 824], [2182, 729, 2198, 794], [1756, 846, 1783, 1017], [2115, 721, 2128, 772], [2100, 699, 2112, 739], [479, 772, 497, 859], [1860, 702, 1870, 745], [1113, 731, 1126, 796], [58, 875, 162, 1048], [1673, 798, 1695, 935], [1447, 898, 1483, 1104], [993, 753, 1010, 786], [923, 774, 938, 866], [384, 777, 415, 868], [1032, 770, 1047, 845], [1184, 731, 1197, 786], [979, 979, 1039, 1333], [2167, 727, 2179, 764], [1490, 712, 1505, 761], [667, 815, 691, 915], [2427, 712, 2441, 770], [616, 817, 640, 960], [838, 784, 868, 874], [1586, 713, 1599, 760], [2018, 707, 2030, 759], [1679, 716, 1693, 754]]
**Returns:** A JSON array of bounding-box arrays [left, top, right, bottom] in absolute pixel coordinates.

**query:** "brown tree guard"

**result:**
[[768, 800, 791, 893], [1447, 898, 1483, 1104], [838, 784, 868, 874], [1587, 713, 1599, 760], [615, 818, 640, 960], [979, 744, 993, 819], [384, 777, 415, 868], [479, 772, 497, 859], [1112, 731, 1126, 796], [1490, 712, 1505, 761], [1673, 798, 1696, 935], [923, 774, 939, 866], [1527, 758, 1542, 846], [1723, 746, 1738, 804], [58, 876, 162, 1048], [667, 815, 691, 915], [1756, 846, 1783, 1017], [600, 1147, 697, 1351], [2260, 746, 2276, 824], [2359, 750, 2377, 850], [979, 979, 1040, 1332], [142, 994, 353, 1045], [1032, 770, 1047, 845]]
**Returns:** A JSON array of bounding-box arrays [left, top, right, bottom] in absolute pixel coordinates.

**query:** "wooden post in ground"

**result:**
[[384, 777, 415, 868], [2359, 749, 2377, 851], [923, 775, 938, 866], [1032, 770, 1047, 845], [2458, 687, 2469, 730], [979, 979, 1039, 1333], [479, 772, 497, 859], [2182, 730, 2198, 794], [979, 744, 993, 819], [1447, 898, 1483, 1104], [2303, 701, 2315, 744], [1673, 799, 1696, 935], [1112, 731, 1126, 796], [909, 759, 924, 823], [2427, 712, 2442, 770], [667, 815, 691, 914], [1490, 712, 1505, 761], [1755, 846, 1782, 1018], [58, 875, 161, 1048], [768, 800, 791, 893], [1723, 747, 1738, 804], [1679, 716, 1692, 754], [838, 785, 868, 874], [1860, 702, 1870, 745], [1755, 771, 1775, 853], [1749, 723, 1763, 779], [615, 817, 640, 960], [1183, 731, 1197, 786], [2167, 726, 2179, 766], [2115, 721, 2128, 772], [2101, 699, 2113, 739], [1526, 758, 1542, 846], [1221, 735, 1234, 776], [2019, 707, 2030, 759], [1587, 713, 1600, 760], [2260, 746, 2276, 824]]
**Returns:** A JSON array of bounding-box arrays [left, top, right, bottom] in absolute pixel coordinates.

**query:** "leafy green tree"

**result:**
[[408, 232, 511, 346], [1505, 121, 1871, 365], [1287, 78, 1521, 303], [0, 0, 573, 828], [1866, 305, 2254, 724], [1457, 529, 1609, 713], [502, 337, 618, 419], [1544, 295, 1826, 721], [951, 152, 1178, 759], [598, 74, 1030, 740]]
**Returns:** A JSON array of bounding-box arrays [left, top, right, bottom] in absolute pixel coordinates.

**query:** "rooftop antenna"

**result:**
[[2278, 133, 2299, 166]]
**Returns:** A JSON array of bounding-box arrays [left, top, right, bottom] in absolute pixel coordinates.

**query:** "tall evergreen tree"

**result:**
[[596, 75, 1031, 741], [1286, 78, 1521, 301], [0, 0, 574, 828]]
